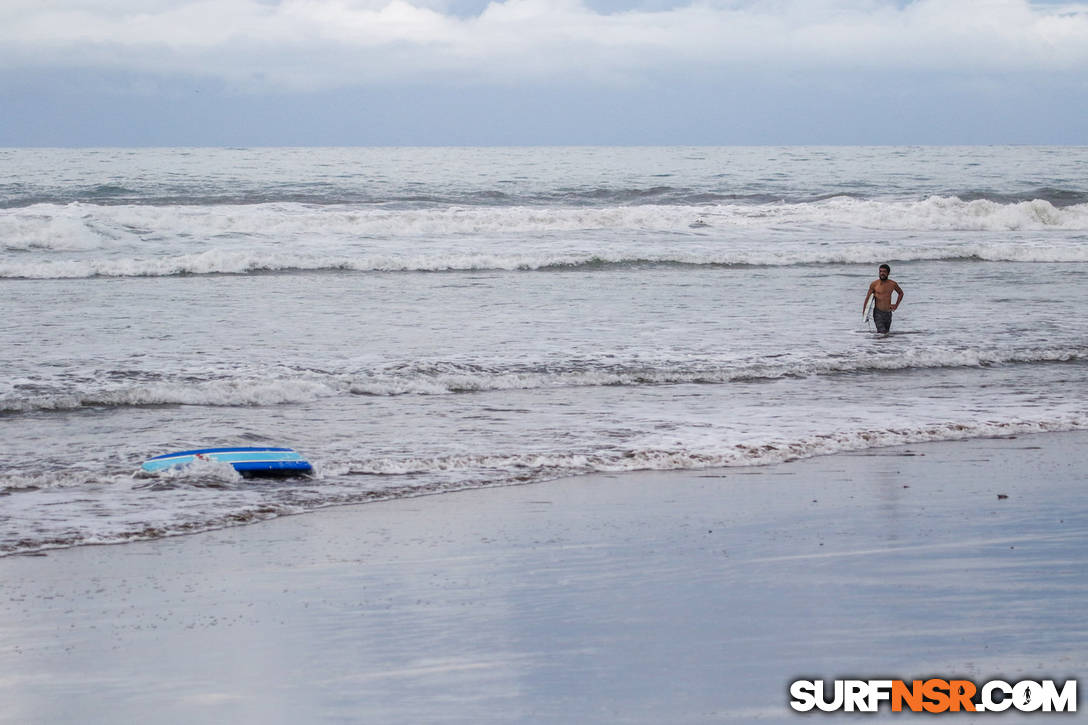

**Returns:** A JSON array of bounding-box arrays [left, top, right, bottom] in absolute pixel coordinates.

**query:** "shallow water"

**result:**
[[2, 146, 1086, 553]]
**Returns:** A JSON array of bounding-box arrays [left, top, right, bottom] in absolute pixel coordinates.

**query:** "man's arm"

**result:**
[[891, 283, 904, 310]]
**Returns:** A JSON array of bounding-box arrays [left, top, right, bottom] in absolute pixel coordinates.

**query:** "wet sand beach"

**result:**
[[2, 431, 1085, 724]]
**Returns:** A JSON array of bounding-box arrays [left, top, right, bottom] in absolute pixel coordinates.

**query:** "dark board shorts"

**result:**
[[873, 308, 893, 333]]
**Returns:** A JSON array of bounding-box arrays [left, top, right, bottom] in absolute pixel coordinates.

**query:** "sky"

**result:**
[[2, 0, 1087, 146]]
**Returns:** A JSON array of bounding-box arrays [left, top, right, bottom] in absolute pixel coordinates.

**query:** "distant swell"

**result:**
[[4, 185, 1088, 210], [4, 347, 1083, 413]]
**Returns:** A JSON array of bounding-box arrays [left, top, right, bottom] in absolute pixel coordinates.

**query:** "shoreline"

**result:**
[[3, 430, 1085, 723], [7, 420, 1086, 560]]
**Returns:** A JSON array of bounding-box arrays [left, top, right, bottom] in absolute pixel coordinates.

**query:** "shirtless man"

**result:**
[[863, 263, 904, 334]]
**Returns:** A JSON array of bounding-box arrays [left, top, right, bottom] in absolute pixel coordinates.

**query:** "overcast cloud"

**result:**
[[2, 0, 1087, 145]]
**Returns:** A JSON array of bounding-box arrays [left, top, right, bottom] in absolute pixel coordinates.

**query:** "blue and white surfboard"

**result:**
[[142, 447, 313, 476]]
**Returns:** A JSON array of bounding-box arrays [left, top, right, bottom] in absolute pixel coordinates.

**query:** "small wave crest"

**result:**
[[0, 377, 337, 413], [341, 348, 1087, 396], [4, 348, 1082, 414]]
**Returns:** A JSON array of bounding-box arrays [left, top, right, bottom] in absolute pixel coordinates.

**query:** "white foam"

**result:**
[[6, 196, 1087, 240], [141, 455, 244, 482], [798, 196, 1088, 232]]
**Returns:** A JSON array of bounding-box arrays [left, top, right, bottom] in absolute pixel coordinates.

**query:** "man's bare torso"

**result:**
[[868, 279, 902, 311]]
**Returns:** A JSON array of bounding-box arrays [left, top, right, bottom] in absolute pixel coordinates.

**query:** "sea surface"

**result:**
[[2, 146, 1086, 555]]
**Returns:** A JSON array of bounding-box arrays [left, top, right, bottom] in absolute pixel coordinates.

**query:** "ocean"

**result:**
[[2, 146, 1086, 556]]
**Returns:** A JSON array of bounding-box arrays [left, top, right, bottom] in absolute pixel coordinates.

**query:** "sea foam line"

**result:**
[[3, 347, 1083, 412], [327, 416, 1088, 478], [4, 242, 1088, 279]]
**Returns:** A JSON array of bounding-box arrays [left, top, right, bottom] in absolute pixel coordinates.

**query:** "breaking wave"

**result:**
[[2, 195, 1086, 278]]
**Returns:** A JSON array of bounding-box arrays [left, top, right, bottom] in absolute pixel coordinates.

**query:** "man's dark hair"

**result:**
[[879, 264, 891, 273]]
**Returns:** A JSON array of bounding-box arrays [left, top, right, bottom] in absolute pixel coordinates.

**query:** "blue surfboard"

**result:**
[[142, 446, 313, 476]]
